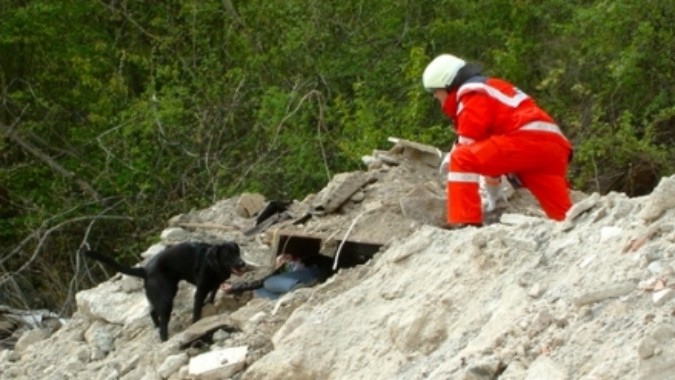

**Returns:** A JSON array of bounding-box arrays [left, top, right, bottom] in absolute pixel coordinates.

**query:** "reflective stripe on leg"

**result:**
[[447, 172, 480, 183], [448, 146, 484, 225]]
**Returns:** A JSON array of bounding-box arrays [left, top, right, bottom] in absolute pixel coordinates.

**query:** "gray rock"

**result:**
[[639, 176, 675, 222]]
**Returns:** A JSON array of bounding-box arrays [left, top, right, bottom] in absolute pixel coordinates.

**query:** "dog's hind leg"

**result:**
[[152, 297, 175, 342], [146, 281, 177, 342], [150, 309, 160, 327], [157, 307, 172, 341]]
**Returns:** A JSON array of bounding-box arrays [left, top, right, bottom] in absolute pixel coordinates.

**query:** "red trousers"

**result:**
[[447, 130, 572, 224]]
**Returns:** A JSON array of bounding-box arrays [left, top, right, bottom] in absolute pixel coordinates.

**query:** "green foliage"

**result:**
[[534, 0, 675, 192], [574, 111, 671, 194], [0, 0, 673, 311]]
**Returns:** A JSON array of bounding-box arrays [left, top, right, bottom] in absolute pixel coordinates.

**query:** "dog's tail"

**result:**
[[83, 250, 147, 279]]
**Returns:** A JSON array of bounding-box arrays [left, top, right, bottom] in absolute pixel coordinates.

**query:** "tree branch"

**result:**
[[0, 214, 131, 288], [0, 122, 101, 201]]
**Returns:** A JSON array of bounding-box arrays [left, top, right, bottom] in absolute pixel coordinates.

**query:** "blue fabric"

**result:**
[[254, 287, 281, 300], [254, 266, 323, 300]]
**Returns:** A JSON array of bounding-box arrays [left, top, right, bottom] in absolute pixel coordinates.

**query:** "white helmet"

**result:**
[[422, 54, 467, 92]]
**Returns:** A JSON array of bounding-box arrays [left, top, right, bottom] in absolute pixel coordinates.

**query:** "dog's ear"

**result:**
[[224, 242, 240, 257], [205, 246, 221, 269]]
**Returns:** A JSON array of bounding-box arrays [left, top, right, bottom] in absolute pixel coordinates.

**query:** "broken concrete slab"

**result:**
[[388, 137, 443, 168], [188, 346, 248, 379], [75, 281, 148, 326], [399, 185, 445, 227], [639, 176, 675, 222], [566, 192, 600, 220], [177, 314, 238, 349], [236, 192, 267, 218], [312, 171, 373, 215]]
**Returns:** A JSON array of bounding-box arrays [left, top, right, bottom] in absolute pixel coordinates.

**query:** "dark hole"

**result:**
[[275, 232, 382, 277]]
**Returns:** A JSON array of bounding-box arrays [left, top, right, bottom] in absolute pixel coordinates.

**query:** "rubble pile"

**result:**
[[1, 138, 674, 380]]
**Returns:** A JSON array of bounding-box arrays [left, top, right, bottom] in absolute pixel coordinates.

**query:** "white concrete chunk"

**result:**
[[566, 192, 600, 220], [499, 213, 542, 226], [652, 288, 675, 306], [76, 282, 149, 326], [188, 346, 248, 379], [524, 356, 568, 380], [158, 353, 188, 379], [600, 226, 623, 242], [639, 176, 675, 222]]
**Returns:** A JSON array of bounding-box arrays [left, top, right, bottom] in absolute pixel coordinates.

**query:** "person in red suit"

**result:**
[[422, 54, 574, 227]]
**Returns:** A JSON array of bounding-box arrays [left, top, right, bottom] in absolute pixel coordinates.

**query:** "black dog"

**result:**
[[84, 241, 247, 341]]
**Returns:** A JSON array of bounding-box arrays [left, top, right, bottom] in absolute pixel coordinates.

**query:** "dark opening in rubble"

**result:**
[[274, 231, 383, 275], [179, 325, 239, 350]]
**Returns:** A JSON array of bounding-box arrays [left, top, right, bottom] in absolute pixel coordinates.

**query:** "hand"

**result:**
[[220, 282, 233, 293], [276, 254, 292, 268], [482, 176, 504, 212]]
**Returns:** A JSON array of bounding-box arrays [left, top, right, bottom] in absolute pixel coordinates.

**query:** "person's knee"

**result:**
[[543, 198, 571, 221], [450, 146, 476, 169]]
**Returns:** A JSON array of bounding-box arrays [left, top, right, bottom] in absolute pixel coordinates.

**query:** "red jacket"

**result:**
[[442, 77, 557, 141]]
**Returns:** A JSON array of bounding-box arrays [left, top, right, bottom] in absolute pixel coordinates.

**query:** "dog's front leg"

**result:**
[[205, 288, 217, 305], [192, 287, 208, 323]]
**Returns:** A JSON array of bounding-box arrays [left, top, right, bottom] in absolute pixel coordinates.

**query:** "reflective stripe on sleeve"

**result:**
[[457, 136, 475, 145], [447, 172, 481, 183], [458, 83, 529, 108], [519, 121, 563, 136]]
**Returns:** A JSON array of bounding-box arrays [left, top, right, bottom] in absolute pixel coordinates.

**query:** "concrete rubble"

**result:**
[[1, 137, 674, 380]]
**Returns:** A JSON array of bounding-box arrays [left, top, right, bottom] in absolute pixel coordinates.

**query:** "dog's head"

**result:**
[[206, 242, 248, 276]]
